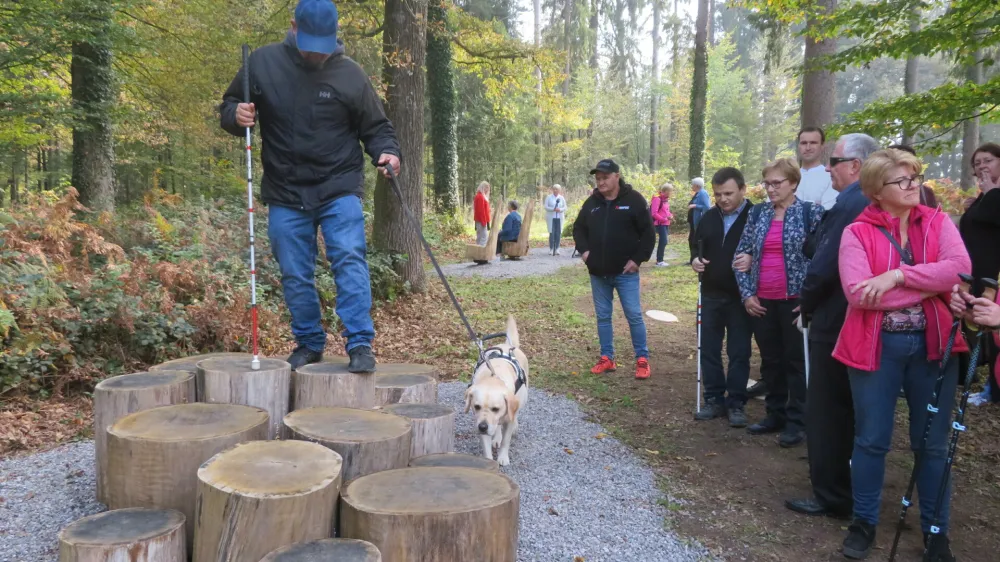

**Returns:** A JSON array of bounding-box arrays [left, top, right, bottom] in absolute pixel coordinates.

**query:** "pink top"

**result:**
[[758, 220, 791, 300], [650, 195, 673, 226]]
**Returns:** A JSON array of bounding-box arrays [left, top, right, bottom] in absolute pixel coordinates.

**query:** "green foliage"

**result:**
[[428, 0, 460, 213]]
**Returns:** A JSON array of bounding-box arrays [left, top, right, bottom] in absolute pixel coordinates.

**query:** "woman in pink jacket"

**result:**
[[649, 184, 674, 266], [834, 149, 971, 561]]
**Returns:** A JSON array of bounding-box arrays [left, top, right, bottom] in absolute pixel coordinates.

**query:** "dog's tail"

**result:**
[[506, 314, 520, 349]]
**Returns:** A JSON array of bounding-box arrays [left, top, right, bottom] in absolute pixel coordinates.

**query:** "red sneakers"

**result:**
[[591, 356, 617, 374], [635, 357, 650, 379]]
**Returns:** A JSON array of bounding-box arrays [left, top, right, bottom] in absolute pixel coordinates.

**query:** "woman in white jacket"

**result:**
[[544, 184, 568, 255]]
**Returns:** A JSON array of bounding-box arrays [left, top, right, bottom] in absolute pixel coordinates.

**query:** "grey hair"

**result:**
[[839, 133, 879, 162], [508, 200, 519, 211]]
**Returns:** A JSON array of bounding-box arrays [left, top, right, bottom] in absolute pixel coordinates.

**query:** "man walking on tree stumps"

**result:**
[[574, 159, 656, 380], [219, 0, 401, 374]]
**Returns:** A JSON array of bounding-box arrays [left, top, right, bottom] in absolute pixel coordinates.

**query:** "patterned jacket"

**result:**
[[734, 199, 824, 301]]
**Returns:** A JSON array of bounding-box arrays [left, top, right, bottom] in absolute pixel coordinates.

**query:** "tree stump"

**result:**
[[294, 362, 376, 410], [149, 353, 252, 375], [283, 407, 411, 481], [106, 403, 269, 550], [374, 364, 438, 407], [340, 467, 519, 562], [58, 508, 186, 562], [193, 440, 342, 562], [408, 452, 499, 473], [259, 539, 381, 562], [93, 371, 196, 505], [197, 357, 291, 439], [381, 403, 454, 459]]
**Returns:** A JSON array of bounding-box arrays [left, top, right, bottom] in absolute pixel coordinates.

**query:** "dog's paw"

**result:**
[[497, 452, 511, 466]]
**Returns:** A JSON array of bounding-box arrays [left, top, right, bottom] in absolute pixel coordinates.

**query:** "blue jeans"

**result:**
[[590, 273, 648, 360], [268, 195, 375, 354], [700, 293, 753, 408], [655, 224, 669, 262], [848, 331, 958, 532]]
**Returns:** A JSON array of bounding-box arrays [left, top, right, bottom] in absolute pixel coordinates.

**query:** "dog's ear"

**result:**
[[464, 386, 473, 413], [503, 389, 519, 422], [506, 314, 520, 349]]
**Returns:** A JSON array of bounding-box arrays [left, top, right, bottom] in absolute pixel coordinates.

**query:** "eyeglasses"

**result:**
[[883, 174, 924, 190], [761, 178, 789, 190], [829, 156, 858, 167]]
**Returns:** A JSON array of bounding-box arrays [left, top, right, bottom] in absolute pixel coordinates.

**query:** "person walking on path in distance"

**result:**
[[473, 181, 492, 245], [650, 183, 674, 266], [574, 159, 655, 380], [733, 158, 825, 448], [691, 167, 754, 427], [796, 127, 838, 210], [687, 177, 711, 263], [545, 184, 567, 255], [219, 0, 401, 374], [784, 132, 878, 520]]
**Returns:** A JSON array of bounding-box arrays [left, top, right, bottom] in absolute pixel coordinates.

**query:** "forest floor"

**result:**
[[5, 233, 1000, 561]]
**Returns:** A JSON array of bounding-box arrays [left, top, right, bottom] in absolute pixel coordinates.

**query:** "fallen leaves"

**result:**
[[564, 448, 574, 455], [0, 396, 92, 458], [594, 432, 607, 439]]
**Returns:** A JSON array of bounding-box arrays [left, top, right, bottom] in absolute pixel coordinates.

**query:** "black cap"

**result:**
[[589, 159, 620, 175]]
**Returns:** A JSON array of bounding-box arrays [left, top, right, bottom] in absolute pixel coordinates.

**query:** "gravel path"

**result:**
[[439, 247, 582, 279], [0, 382, 710, 562]]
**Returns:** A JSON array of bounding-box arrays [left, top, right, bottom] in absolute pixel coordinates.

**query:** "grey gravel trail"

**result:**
[[0, 382, 710, 562], [439, 247, 581, 279]]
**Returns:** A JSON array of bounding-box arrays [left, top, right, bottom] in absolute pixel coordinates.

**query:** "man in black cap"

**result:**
[[219, 0, 401, 374], [573, 159, 656, 380]]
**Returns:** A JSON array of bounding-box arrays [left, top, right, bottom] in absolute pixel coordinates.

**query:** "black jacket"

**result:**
[[220, 32, 401, 210], [959, 189, 1000, 282], [573, 182, 655, 276], [693, 201, 752, 298], [799, 181, 870, 343]]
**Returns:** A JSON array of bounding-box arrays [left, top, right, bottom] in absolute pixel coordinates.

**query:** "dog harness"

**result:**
[[472, 345, 527, 393]]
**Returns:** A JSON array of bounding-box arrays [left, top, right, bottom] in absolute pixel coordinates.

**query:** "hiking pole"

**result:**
[[242, 44, 260, 371], [887, 275, 968, 562], [923, 277, 998, 561], [695, 239, 704, 414]]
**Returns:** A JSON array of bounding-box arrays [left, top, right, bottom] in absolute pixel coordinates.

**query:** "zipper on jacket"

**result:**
[[600, 199, 610, 273]]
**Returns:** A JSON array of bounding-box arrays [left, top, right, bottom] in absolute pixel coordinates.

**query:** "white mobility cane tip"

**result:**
[[251, 358, 261, 371]]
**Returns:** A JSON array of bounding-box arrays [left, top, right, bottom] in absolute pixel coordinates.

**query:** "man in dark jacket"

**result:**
[[784, 132, 877, 520], [573, 159, 656, 380], [219, 0, 401, 374], [691, 167, 754, 427]]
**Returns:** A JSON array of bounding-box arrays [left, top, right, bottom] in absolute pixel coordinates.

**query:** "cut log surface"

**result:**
[[105, 403, 269, 550], [259, 538, 381, 562], [283, 407, 411, 481], [381, 403, 454, 459], [193, 440, 342, 562], [294, 362, 376, 410], [93, 371, 196, 505], [407, 452, 499, 473], [340, 467, 519, 562], [374, 365, 438, 407], [197, 357, 291, 439], [58, 507, 186, 562], [149, 353, 252, 374]]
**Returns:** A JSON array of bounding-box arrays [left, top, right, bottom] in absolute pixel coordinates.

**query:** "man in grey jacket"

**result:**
[[219, 0, 401, 374]]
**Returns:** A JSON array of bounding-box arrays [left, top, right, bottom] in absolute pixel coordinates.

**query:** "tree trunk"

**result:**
[[534, 0, 544, 187], [382, 403, 455, 458], [260, 539, 382, 562], [901, 8, 920, 145], [667, 0, 680, 171], [294, 362, 377, 410], [801, 0, 837, 129], [58, 508, 186, 562], [960, 50, 983, 190], [196, 357, 292, 440], [409, 452, 500, 473], [427, 0, 459, 214], [688, 0, 709, 178], [707, 0, 715, 45], [376, 0, 428, 292], [649, 0, 661, 171], [70, 1, 116, 213], [561, 0, 572, 186]]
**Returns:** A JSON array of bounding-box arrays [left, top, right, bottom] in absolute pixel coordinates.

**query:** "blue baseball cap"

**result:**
[[295, 0, 339, 55]]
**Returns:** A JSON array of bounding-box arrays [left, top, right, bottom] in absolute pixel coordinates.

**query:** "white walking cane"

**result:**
[[801, 314, 810, 388], [695, 240, 704, 413], [242, 44, 261, 371]]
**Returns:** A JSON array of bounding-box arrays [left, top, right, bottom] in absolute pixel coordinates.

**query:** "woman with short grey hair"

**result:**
[[545, 185, 568, 255]]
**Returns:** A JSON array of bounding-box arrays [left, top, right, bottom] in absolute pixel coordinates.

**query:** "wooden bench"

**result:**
[[501, 198, 535, 259], [465, 205, 503, 264]]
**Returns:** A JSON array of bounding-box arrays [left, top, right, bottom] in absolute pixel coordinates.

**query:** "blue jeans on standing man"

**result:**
[[848, 330, 958, 533], [590, 273, 649, 360], [267, 194, 375, 354]]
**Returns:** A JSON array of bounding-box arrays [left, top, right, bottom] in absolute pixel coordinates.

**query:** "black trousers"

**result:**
[[806, 340, 854, 512], [700, 293, 753, 409], [752, 298, 807, 430], [958, 325, 998, 398]]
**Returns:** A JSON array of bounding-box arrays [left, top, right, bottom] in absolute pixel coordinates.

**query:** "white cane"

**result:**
[[801, 316, 810, 388], [695, 240, 704, 414]]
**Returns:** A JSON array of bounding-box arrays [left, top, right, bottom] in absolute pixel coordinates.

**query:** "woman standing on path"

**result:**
[[833, 148, 970, 561], [650, 183, 674, 266], [545, 184, 568, 255], [733, 158, 824, 448], [474, 181, 492, 245]]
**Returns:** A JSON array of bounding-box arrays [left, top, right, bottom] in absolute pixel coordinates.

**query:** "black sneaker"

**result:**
[[287, 345, 323, 371], [728, 406, 748, 428], [843, 519, 876, 560], [924, 532, 956, 562], [348, 345, 377, 374], [779, 428, 805, 448], [694, 402, 726, 421], [747, 379, 767, 398], [748, 415, 785, 435]]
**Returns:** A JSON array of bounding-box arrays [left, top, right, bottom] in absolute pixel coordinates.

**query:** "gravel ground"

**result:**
[[439, 247, 581, 279], [0, 382, 710, 562]]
